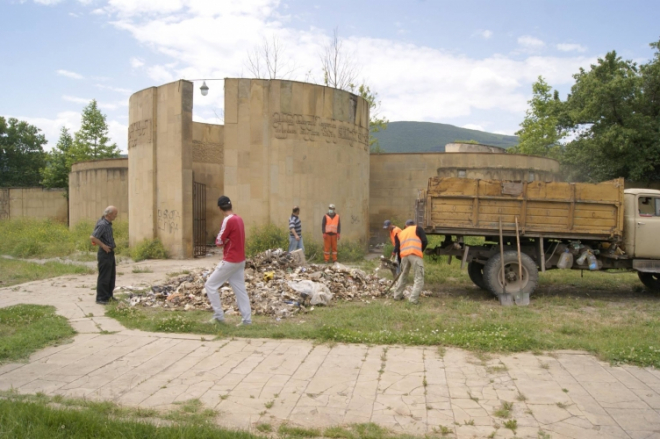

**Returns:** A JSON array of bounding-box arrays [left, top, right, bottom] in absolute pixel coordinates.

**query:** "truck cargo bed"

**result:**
[[420, 177, 624, 241]]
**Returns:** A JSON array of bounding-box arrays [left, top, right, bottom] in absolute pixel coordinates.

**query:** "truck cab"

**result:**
[[623, 189, 660, 259]]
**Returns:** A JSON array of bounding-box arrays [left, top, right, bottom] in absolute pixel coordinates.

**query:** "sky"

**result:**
[[1, 0, 659, 152]]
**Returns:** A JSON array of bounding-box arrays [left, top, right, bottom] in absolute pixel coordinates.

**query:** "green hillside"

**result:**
[[372, 121, 518, 153]]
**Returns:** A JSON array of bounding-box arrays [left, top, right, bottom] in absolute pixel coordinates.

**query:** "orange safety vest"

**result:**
[[324, 214, 340, 234], [389, 226, 402, 247], [399, 226, 423, 258]]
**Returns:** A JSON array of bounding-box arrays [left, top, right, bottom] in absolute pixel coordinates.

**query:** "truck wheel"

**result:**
[[467, 262, 487, 290], [638, 272, 660, 292], [484, 250, 539, 297]]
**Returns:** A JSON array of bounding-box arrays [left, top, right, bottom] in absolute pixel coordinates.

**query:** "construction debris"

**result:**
[[121, 249, 431, 318]]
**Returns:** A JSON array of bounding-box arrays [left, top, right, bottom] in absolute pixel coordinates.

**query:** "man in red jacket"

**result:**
[[205, 196, 252, 326]]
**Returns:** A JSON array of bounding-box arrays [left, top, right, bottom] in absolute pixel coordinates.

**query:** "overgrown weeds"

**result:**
[[130, 238, 168, 262], [0, 258, 93, 288]]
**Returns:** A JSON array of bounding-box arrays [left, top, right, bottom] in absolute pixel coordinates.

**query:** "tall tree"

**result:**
[[68, 100, 120, 164], [320, 27, 360, 91], [562, 48, 659, 182], [510, 77, 564, 159], [245, 36, 296, 80], [41, 127, 73, 190], [355, 84, 389, 153], [0, 116, 47, 187]]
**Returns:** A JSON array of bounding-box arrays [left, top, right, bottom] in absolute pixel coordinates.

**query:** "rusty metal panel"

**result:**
[[425, 177, 624, 240]]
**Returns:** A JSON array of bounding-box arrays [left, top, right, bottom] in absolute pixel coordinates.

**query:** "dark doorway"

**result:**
[[193, 180, 207, 257]]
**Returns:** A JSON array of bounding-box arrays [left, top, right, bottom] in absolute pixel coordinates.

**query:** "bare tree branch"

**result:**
[[245, 36, 296, 80], [319, 27, 360, 90]]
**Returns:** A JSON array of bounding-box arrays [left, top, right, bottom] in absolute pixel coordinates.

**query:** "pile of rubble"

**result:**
[[122, 249, 411, 319]]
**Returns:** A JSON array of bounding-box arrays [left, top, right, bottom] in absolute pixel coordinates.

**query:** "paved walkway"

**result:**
[[2, 257, 660, 438]]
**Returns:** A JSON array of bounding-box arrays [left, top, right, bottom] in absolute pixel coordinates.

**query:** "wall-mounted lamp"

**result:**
[[185, 78, 224, 96]]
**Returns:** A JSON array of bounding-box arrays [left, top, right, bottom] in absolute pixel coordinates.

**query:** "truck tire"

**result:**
[[483, 250, 539, 297], [467, 262, 487, 290], [638, 272, 660, 292]]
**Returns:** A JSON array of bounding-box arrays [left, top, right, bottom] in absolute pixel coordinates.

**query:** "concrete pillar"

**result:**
[[128, 80, 194, 258]]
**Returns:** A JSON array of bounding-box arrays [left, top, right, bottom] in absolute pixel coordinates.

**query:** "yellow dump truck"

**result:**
[[418, 177, 660, 305]]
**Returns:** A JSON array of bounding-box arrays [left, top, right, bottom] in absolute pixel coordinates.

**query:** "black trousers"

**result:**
[[96, 250, 116, 302]]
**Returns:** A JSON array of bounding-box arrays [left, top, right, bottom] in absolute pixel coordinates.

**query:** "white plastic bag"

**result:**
[[287, 280, 333, 306]]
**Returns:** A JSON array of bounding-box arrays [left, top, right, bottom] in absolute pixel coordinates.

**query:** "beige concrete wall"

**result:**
[[192, 122, 224, 243], [69, 158, 128, 227], [445, 143, 506, 153], [7, 188, 68, 223], [369, 152, 560, 240], [223, 78, 370, 243], [128, 80, 194, 258]]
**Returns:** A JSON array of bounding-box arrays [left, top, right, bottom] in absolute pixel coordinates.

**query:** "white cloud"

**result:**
[[462, 124, 485, 131], [10, 111, 80, 151], [94, 84, 133, 95], [33, 0, 63, 5], [65, 0, 594, 133], [69, 12, 79, 17], [557, 43, 587, 53], [91, 8, 107, 15], [62, 95, 127, 111], [478, 30, 493, 40], [130, 57, 145, 69], [517, 35, 545, 50], [56, 69, 84, 79]]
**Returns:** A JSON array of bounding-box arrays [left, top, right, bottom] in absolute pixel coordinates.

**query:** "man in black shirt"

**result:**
[[90, 206, 118, 305]]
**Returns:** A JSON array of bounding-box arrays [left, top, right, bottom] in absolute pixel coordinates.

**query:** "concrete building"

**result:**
[[64, 80, 561, 258], [125, 79, 370, 258], [0, 187, 67, 223]]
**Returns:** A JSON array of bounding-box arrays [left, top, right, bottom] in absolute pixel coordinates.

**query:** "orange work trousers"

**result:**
[[323, 234, 338, 262]]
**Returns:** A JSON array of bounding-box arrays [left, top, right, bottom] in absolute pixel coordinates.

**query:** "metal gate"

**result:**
[[193, 180, 207, 257], [0, 188, 9, 220]]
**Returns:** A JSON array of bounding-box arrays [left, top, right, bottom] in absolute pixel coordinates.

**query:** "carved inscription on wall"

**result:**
[[158, 208, 180, 234], [192, 141, 223, 164], [128, 119, 152, 148], [272, 113, 369, 150]]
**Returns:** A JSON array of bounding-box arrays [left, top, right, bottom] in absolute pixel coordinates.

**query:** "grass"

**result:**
[[0, 305, 76, 363], [105, 253, 660, 367], [0, 218, 166, 261], [0, 258, 94, 288], [494, 401, 513, 418], [132, 266, 154, 274], [0, 391, 252, 439]]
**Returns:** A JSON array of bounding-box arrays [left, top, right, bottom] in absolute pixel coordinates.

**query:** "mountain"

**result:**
[[372, 121, 518, 153]]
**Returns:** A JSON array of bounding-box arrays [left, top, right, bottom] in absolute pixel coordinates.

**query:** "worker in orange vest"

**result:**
[[393, 219, 428, 304], [383, 220, 402, 274], [322, 203, 340, 262]]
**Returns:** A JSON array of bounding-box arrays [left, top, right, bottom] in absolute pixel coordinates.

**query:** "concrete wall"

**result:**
[[3, 188, 68, 223], [192, 122, 224, 243], [128, 80, 194, 258], [445, 143, 506, 153], [69, 158, 129, 226], [223, 78, 370, 243], [369, 152, 560, 240]]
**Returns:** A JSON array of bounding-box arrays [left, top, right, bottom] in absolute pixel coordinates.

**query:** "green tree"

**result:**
[[0, 117, 47, 187], [41, 127, 73, 190], [509, 77, 564, 158], [68, 100, 120, 164], [353, 84, 389, 153], [562, 47, 660, 182]]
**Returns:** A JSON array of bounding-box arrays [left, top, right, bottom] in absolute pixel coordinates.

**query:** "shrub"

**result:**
[[130, 238, 168, 262], [245, 223, 289, 257]]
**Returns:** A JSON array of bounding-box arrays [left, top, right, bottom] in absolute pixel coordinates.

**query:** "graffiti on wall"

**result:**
[[157, 208, 180, 234]]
